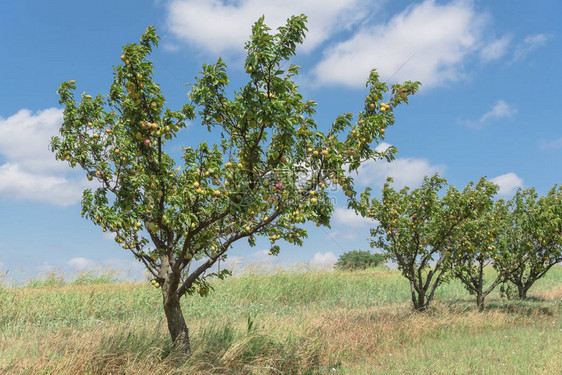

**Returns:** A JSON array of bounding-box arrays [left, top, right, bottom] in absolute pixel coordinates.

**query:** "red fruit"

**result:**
[[144, 139, 150, 145], [280, 157, 285, 163], [275, 182, 283, 190]]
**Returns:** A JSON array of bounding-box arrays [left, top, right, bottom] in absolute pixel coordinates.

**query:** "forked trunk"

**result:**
[[163, 292, 191, 354], [411, 281, 427, 311], [476, 293, 485, 312], [517, 284, 529, 299]]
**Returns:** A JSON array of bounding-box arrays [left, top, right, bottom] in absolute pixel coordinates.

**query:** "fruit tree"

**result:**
[[353, 175, 498, 311], [497, 186, 562, 299], [447, 198, 509, 310], [50, 15, 419, 352]]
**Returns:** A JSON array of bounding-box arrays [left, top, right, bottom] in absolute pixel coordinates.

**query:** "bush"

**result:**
[[335, 250, 386, 270]]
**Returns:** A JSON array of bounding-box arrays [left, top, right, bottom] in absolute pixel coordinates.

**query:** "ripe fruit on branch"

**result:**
[[275, 182, 283, 190]]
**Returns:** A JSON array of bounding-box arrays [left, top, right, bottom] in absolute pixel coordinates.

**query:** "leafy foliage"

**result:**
[[496, 186, 562, 299], [352, 174, 498, 310], [447, 199, 509, 309], [50, 15, 419, 350], [335, 250, 386, 270]]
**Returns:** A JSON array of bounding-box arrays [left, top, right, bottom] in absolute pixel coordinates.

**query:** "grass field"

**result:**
[[1, 266, 561, 374]]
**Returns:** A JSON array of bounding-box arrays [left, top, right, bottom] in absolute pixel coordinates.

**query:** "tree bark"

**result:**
[[476, 292, 485, 312], [163, 291, 191, 354], [517, 283, 530, 299], [160, 258, 191, 354], [411, 282, 427, 311]]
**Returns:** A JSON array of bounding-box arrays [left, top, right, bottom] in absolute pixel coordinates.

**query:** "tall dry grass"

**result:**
[[1, 266, 561, 374]]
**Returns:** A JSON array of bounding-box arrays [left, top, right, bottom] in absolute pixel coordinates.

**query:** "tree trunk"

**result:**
[[411, 282, 426, 311], [517, 283, 529, 299], [476, 292, 485, 312], [163, 292, 191, 354]]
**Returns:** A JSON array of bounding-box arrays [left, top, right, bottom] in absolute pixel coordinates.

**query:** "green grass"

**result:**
[[0, 266, 561, 374]]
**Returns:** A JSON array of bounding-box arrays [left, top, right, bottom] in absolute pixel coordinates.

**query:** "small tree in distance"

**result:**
[[353, 175, 498, 311], [50, 15, 420, 353], [335, 250, 386, 270], [498, 186, 562, 299], [448, 199, 509, 310]]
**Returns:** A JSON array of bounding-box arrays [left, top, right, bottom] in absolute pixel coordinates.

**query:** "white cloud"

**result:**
[[166, 0, 371, 55], [491, 172, 523, 196], [0, 108, 64, 173], [356, 157, 444, 189], [333, 208, 377, 227], [512, 33, 548, 63], [0, 164, 87, 207], [480, 35, 511, 62], [375, 142, 392, 153], [313, 0, 486, 88], [480, 100, 517, 122], [67, 257, 98, 271], [460, 99, 517, 128], [221, 255, 244, 272], [0, 108, 89, 206], [310, 251, 337, 268]]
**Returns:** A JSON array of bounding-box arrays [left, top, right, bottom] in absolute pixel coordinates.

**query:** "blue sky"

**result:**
[[1, 0, 560, 280]]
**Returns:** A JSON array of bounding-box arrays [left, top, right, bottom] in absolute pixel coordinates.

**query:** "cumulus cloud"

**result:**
[[491, 172, 523, 196], [313, 0, 486, 88], [355, 156, 444, 189], [0, 164, 87, 207], [512, 33, 548, 63], [0, 108, 64, 173], [166, 0, 371, 55], [0, 108, 89, 206], [460, 99, 517, 128], [310, 251, 337, 268], [333, 208, 377, 227], [480, 35, 511, 62], [67, 257, 98, 271]]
